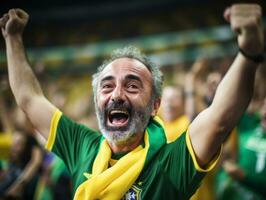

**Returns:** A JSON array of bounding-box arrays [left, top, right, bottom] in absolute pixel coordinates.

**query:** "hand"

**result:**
[[224, 4, 264, 56], [190, 58, 208, 78], [0, 9, 29, 38], [222, 159, 245, 180], [5, 181, 24, 200]]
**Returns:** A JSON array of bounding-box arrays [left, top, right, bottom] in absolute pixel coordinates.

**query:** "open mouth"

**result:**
[[107, 109, 129, 127]]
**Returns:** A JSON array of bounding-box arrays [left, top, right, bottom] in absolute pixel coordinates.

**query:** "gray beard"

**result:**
[[95, 100, 153, 145]]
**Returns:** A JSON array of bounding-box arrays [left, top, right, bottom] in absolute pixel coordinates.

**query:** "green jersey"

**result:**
[[216, 125, 266, 200], [46, 111, 219, 200], [237, 112, 260, 133]]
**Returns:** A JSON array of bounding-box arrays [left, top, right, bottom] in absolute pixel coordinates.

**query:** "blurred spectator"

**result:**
[[0, 79, 13, 160], [160, 58, 222, 200], [186, 58, 238, 200], [238, 65, 266, 134], [160, 85, 190, 142], [0, 93, 43, 200], [216, 64, 266, 200], [0, 130, 42, 200], [216, 97, 266, 200], [34, 153, 72, 200]]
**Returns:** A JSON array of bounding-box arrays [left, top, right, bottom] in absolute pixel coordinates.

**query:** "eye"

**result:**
[[128, 84, 137, 89], [101, 84, 114, 93], [102, 84, 112, 88], [127, 83, 139, 92]]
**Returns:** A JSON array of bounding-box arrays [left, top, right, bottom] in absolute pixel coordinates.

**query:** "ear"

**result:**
[[151, 98, 161, 117]]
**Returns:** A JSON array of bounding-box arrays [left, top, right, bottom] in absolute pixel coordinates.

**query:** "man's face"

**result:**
[[95, 58, 155, 145]]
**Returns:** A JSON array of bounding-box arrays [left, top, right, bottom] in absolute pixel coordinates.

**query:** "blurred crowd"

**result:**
[[0, 55, 266, 200]]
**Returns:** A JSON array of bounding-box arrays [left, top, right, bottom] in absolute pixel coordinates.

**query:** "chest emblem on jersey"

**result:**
[[123, 185, 142, 200]]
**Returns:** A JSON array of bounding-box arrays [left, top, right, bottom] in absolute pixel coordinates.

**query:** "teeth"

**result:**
[[110, 110, 128, 115]]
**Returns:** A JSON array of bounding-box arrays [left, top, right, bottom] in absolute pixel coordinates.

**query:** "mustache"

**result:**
[[105, 100, 132, 114], [102, 100, 132, 132]]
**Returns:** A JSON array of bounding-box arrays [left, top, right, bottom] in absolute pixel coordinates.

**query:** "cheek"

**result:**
[[129, 93, 151, 108], [97, 93, 110, 109]]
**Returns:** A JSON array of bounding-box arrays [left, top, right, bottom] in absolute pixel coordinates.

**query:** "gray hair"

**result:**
[[92, 46, 163, 103]]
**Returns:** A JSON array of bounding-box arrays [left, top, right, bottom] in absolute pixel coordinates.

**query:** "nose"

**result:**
[[111, 85, 125, 102]]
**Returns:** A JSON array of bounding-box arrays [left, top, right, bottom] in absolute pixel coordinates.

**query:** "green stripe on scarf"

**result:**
[[144, 116, 167, 167]]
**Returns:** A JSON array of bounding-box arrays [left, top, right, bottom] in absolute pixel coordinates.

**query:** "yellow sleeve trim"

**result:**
[[45, 110, 62, 151], [185, 129, 222, 173]]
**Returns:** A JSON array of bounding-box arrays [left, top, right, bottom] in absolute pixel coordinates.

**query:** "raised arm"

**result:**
[[0, 9, 57, 139], [189, 4, 264, 166]]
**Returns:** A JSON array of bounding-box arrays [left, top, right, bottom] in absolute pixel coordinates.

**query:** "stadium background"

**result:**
[[0, 1, 266, 199], [0, 0, 265, 130]]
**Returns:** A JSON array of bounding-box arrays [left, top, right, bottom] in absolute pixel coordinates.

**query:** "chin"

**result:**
[[101, 128, 136, 145]]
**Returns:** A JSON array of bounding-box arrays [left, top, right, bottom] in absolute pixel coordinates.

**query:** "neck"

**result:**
[[108, 133, 144, 154]]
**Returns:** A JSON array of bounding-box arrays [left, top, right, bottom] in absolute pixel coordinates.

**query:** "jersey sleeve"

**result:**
[[45, 110, 100, 174], [160, 130, 221, 199]]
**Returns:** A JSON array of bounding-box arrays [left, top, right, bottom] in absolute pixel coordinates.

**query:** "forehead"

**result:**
[[99, 57, 152, 81]]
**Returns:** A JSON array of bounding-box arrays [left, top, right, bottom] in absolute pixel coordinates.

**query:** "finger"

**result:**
[[223, 6, 231, 22], [15, 8, 29, 20], [8, 9, 18, 19], [230, 4, 262, 18], [0, 14, 9, 27]]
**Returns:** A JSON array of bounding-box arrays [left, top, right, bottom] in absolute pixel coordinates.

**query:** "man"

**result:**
[[0, 4, 264, 199]]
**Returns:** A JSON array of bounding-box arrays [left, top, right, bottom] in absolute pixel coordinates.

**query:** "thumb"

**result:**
[[224, 6, 241, 35], [223, 6, 231, 22]]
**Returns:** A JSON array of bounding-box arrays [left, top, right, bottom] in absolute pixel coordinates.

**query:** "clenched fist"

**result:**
[[0, 9, 29, 38], [224, 4, 264, 56]]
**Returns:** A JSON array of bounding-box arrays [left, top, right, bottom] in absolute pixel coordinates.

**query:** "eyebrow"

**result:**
[[125, 74, 143, 86], [100, 75, 114, 84], [100, 74, 143, 86], [125, 74, 142, 82]]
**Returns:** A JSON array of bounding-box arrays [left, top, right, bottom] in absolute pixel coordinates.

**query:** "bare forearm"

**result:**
[[189, 53, 259, 166], [211, 53, 257, 133], [188, 4, 263, 167], [5, 35, 43, 107]]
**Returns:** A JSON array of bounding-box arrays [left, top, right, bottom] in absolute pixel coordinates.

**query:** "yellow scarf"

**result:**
[[74, 116, 166, 200]]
